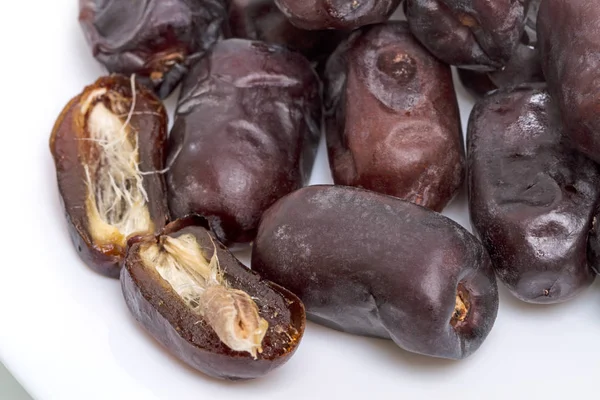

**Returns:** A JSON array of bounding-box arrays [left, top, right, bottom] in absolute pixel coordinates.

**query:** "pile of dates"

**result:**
[[50, 0, 600, 381]]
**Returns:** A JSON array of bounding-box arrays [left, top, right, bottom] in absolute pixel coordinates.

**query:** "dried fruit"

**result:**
[[166, 39, 321, 244], [79, 0, 227, 98], [538, 0, 600, 163], [122, 216, 305, 380], [227, 0, 345, 64], [324, 23, 464, 211], [406, 0, 528, 70], [50, 75, 169, 277], [252, 185, 499, 360], [275, 0, 402, 30], [468, 86, 599, 303]]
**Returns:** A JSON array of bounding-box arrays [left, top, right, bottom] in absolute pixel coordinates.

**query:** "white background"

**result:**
[[1, 1, 600, 399]]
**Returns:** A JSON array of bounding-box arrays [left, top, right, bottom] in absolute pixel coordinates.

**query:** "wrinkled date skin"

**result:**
[[468, 86, 599, 303], [122, 216, 305, 380], [406, 0, 528, 71], [252, 185, 499, 360], [50, 75, 170, 278], [227, 0, 345, 64], [457, 0, 544, 98], [538, 0, 600, 163], [275, 0, 402, 30], [79, 0, 226, 98], [458, 46, 544, 99], [166, 39, 321, 245], [324, 23, 464, 212]]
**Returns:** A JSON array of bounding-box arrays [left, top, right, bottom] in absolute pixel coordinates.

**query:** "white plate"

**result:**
[[1, 1, 600, 399]]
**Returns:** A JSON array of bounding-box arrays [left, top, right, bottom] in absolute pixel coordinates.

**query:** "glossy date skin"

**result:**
[[406, 0, 528, 71], [227, 0, 345, 64], [324, 23, 464, 212], [275, 0, 402, 30], [468, 86, 599, 303], [79, 0, 226, 98], [166, 39, 321, 245], [50, 75, 170, 278], [122, 216, 305, 380], [538, 0, 600, 163], [252, 185, 499, 360]]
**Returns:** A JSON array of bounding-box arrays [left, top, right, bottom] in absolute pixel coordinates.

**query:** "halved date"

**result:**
[[50, 75, 170, 278], [406, 0, 528, 71], [468, 86, 599, 303], [122, 216, 305, 380], [275, 0, 402, 30], [166, 39, 321, 244], [324, 22, 464, 211], [252, 185, 498, 360], [79, 0, 227, 98]]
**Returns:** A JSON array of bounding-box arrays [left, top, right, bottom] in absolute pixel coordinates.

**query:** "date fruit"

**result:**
[[166, 39, 321, 244], [50, 75, 170, 278], [275, 0, 402, 30], [538, 0, 600, 163], [324, 23, 464, 212], [227, 0, 345, 64], [121, 216, 305, 380], [79, 0, 227, 98], [406, 0, 528, 71], [458, 45, 543, 99], [252, 185, 498, 360], [468, 86, 599, 303]]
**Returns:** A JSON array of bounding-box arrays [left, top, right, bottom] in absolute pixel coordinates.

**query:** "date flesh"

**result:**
[[325, 22, 464, 212], [79, 0, 226, 98], [122, 216, 305, 380], [275, 0, 402, 30], [538, 0, 600, 163], [252, 185, 499, 360], [166, 39, 321, 245], [227, 0, 345, 64], [406, 0, 528, 71], [50, 75, 170, 278], [468, 86, 599, 303]]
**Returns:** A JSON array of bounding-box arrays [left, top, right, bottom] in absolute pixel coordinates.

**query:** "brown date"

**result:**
[[252, 185, 499, 360], [166, 39, 321, 245], [468, 86, 599, 303], [324, 22, 464, 212], [79, 0, 227, 98], [50, 75, 170, 278], [122, 216, 305, 380], [227, 0, 345, 65], [538, 0, 600, 163], [406, 0, 528, 71], [275, 0, 402, 30]]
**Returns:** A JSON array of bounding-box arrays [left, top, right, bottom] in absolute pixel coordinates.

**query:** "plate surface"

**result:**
[[1, 1, 600, 399]]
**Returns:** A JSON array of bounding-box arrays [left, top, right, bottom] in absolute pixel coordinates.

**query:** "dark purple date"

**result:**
[[79, 0, 226, 98], [252, 185, 499, 360], [406, 0, 528, 71], [227, 0, 345, 64], [166, 39, 321, 245], [538, 0, 600, 163], [468, 86, 599, 303], [275, 0, 402, 30]]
